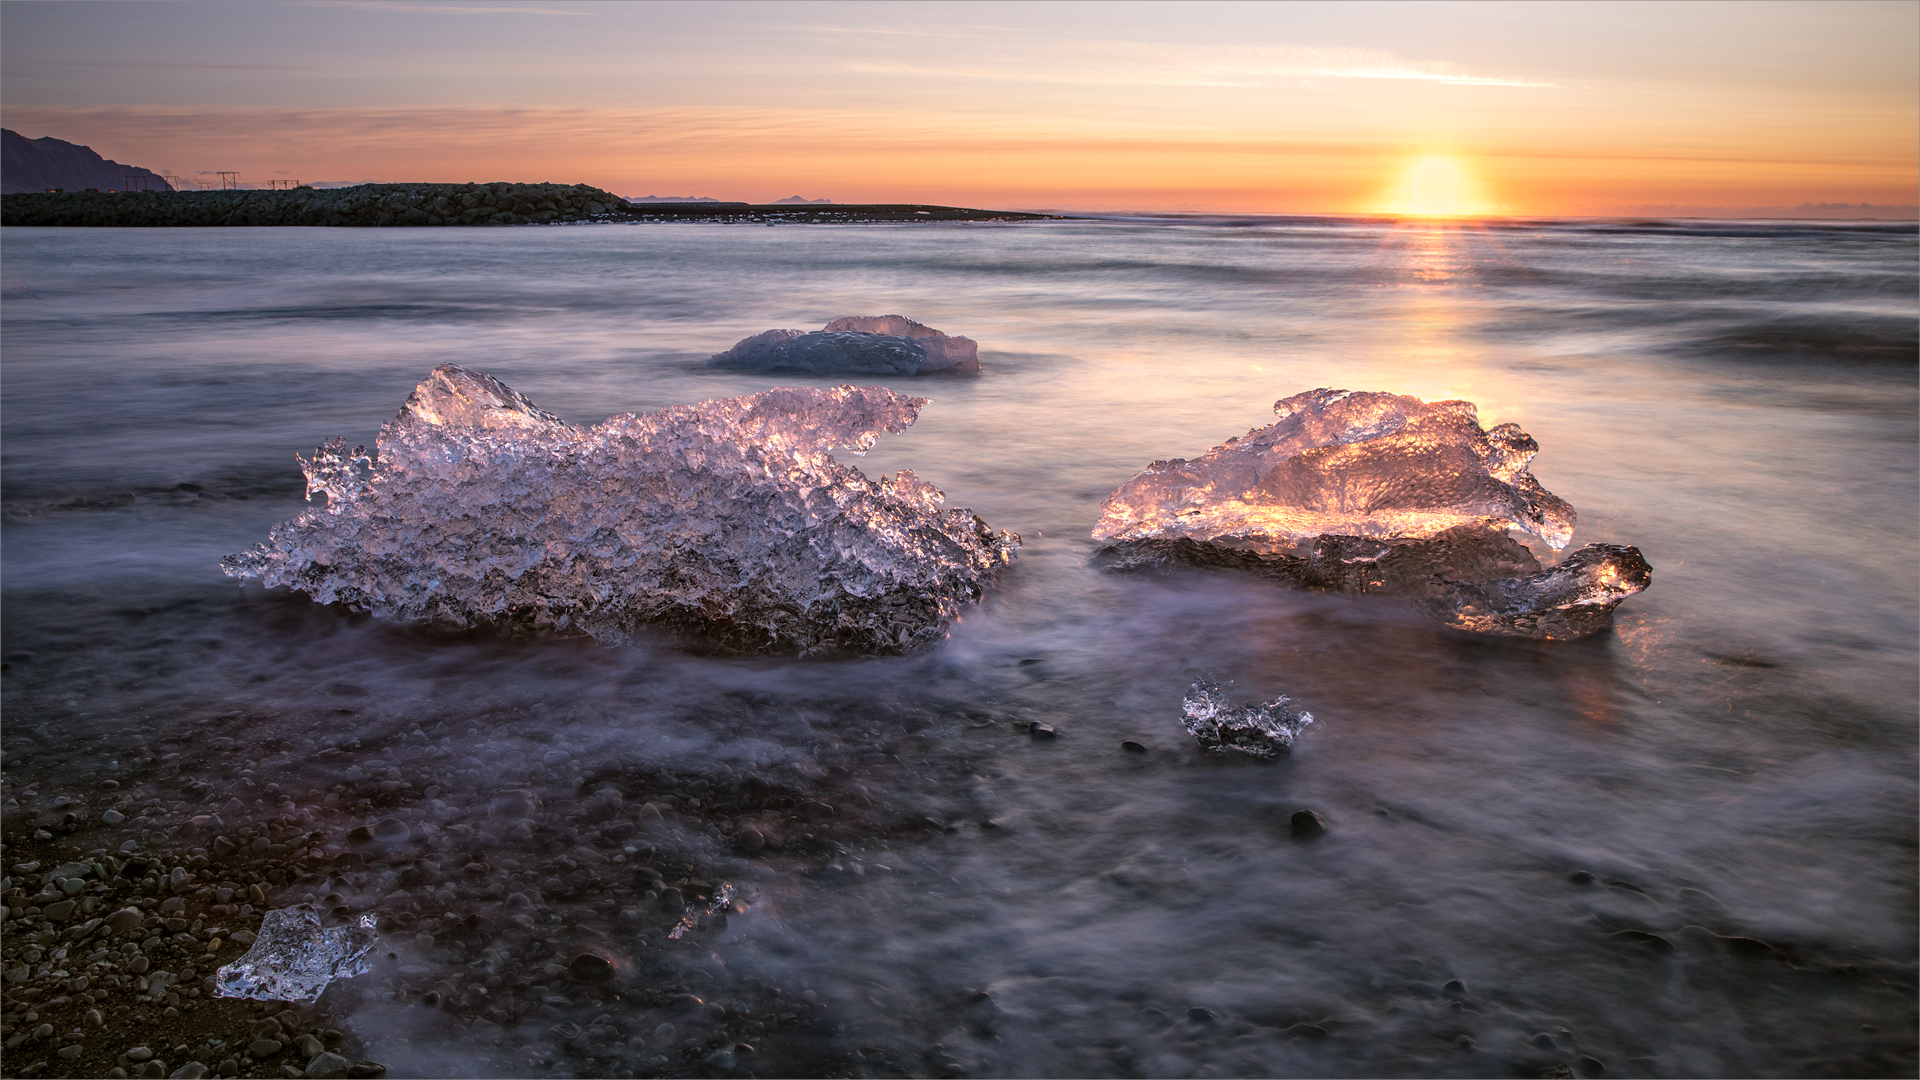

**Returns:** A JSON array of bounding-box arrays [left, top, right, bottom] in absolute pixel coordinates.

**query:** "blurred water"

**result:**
[[2, 218, 1915, 1078]]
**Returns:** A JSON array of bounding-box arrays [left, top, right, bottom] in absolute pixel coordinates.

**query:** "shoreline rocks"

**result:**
[[1, 188, 1056, 228], [0, 183, 630, 228]]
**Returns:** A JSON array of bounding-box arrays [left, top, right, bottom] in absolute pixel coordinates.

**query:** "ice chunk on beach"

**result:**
[[708, 315, 980, 375], [222, 365, 1018, 655], [1181, 680, 1314, 759], [1093, 388, 1576, 552], [1417, 542, 1653, 640], [1101, 527, 1650, 640], [214, 905, 377, 1004]]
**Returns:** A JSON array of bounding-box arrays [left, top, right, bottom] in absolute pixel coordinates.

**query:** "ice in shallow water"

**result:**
[[707, 314, 981, 374], [1095, 388, 1651, 638], [1180, 679, 1315, 758], [1093, 387, 1577, 551], [214, 905, 378, 1004], [221, 365, 1018, 654]]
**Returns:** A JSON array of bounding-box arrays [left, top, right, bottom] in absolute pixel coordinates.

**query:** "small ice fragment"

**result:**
[[667, 882, 735, 940], [214, 904, 377, 1004], [1094, 388, 1576, 552], [1418, 542, 1654, 640], [1180, 681, 1314, 759], [708, 315, 980, 375]]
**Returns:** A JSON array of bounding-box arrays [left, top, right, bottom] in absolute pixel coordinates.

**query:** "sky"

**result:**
[[2, 0, 1915, 215]]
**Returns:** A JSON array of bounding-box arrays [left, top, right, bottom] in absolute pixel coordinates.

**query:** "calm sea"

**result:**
[[3, 217, 1915, 1078]]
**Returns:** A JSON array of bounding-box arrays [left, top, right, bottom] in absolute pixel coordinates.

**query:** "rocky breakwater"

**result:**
[[0, 183, 632, 227]]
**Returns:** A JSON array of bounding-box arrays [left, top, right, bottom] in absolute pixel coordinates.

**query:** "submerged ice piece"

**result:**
[[708, 314, 980, 375], [1181, 680, 1315, 759], [1093, 388, 1576, 552], [214, 905, 378, 1004], [1418, 542, 1654, 640], [222, 365, 1018, 655]]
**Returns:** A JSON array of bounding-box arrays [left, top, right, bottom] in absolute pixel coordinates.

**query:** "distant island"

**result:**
[[1, 128, 172, 194], [773, 196, 833, 205], [626, 195, 748, 205]]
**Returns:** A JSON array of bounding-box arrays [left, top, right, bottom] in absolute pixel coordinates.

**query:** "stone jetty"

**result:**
[[0, 184, 1056, 227], [0, 183, 629, 228]]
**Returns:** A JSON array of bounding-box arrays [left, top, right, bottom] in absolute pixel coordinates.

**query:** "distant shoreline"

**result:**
[[0, 182, 1057, 227]]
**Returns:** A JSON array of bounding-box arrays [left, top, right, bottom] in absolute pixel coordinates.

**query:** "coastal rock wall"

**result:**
[[0, 182, 631, 227]]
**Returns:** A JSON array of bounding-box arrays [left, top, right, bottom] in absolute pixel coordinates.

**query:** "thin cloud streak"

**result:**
[[823, 36, 1557, 89], [287, 1, 591, 15]]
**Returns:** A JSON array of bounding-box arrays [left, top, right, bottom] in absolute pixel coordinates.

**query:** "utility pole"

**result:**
[[217, 172, 240, 190]]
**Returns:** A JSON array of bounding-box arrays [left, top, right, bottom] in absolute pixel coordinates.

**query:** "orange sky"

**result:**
[[3, 1, 1915, 215]]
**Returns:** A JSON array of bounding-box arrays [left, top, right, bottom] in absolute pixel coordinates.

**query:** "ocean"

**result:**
[[2, 216, 1915, 1078]]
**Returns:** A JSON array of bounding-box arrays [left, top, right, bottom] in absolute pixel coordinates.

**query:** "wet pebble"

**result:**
[[1121, 740, 1148, 754], [569, 952, 615, 983], [303, 1045, 353, 1068], [1289, 809, 1329, 840], [1029, 723, 1057, 739]]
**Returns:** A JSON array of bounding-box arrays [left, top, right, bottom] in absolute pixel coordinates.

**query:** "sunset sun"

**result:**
[[1402, 156, 1468, 216]]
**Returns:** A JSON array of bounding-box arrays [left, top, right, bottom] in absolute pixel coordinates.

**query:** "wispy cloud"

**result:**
[[288, 1, 590, 15], [818, 35, 1554, 89]]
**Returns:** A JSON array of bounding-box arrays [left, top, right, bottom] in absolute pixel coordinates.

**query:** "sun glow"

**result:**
[[1407, 157, 1462, 216], [1368, 154, 1500, 217]]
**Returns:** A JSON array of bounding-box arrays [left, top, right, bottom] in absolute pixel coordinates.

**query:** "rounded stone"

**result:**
[[304, 1052, 352, 1079], [1121, 740, 1148, 754], [569, 953, 615, 984], [371, 819, 409, 844], [1289, 809, 1329, 840], [250, 1038, 284, 1056], [737, 829, 765, 853]]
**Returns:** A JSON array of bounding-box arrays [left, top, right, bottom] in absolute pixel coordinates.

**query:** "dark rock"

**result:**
[[371, 818, 409, 844], [1289, 809, 1329, 840], [1442, 979, 1466, 996], [1576, 1056, 1606, 1076], [736, 829, 765, 853], [1121, 740, 1148, 754], [1187, 1007, 1216, 1023], [569, 953, 615, 984], [1029, 723, 1057, 739], [658, 888, 685, 914], [1568, 871, 1595, 885], [249, 1038, 283, 1056], [304, 1053, 352, 1079]]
